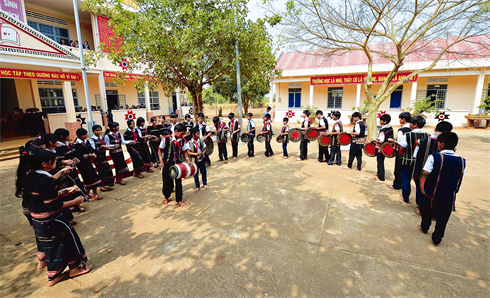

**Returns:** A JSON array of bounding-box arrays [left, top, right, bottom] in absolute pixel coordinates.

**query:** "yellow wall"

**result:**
[[14, 79, 34, 110]]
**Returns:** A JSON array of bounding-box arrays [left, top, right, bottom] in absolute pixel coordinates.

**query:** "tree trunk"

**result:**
[[189, 88, 204, 122], [366, 102, 380, 142]]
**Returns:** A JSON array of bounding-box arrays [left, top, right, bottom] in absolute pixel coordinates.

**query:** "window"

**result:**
[[327, 87, 343, 109], [288, 88, 301, 108], [426, 84, 447, 109], [118, 95, 127, 107], [105, 82, 117, 88], [38, 88, 79, 113], [137, 91, 160, 110], [137, 92, 145, 105], [27, 20, 69, 44], [389, 85, 403, 109]]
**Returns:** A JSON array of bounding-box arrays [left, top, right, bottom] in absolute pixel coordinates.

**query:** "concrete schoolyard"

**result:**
[[0, 124, 489, 298]]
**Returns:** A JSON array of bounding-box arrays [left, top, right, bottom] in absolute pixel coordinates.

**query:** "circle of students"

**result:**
[[14, 107, 465, 287]]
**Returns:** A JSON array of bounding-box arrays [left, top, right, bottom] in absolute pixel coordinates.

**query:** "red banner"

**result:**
[[311, 73, 417, 85], [1, 0, 24, 22], [97, 15, 123, 53], [103, 71, 148, 80], [0, 68, 81, 81]]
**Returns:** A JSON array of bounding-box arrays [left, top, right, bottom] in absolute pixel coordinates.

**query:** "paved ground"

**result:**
[[0, 124, 489, 298]]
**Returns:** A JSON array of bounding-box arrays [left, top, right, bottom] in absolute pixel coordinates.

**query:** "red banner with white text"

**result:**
[[0, 68, 81, 81], [310, 73, 417, 85], [97, 15, 124, 53]]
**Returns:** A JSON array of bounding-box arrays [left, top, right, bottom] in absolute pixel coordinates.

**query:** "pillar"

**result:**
[[30, 79, 42, 109], [355, 84, 361, 108], [62, 80, 80, 136], [269, 81, 274, 107], [410, 81, 418, 108], [310, 85, 314, 109], [98, 71, 108, 111], [472, 68, 486, 114], [176, 87, 182, 118], [144, 83, 153, 120]]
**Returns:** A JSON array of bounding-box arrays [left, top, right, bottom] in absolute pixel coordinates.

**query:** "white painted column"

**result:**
[[30, 79, 42, 109], [144, 83, 151, 112], [275, 83, 279, 105], [269, 80, 273, 107], [410, 81, 418, 108], [472, 68, 486, 114], [176, 87, 182, 118], [62, 80, 76, 122], [98, 72, 107, 111], [355, 84, 361, 107], [309, 84, 314, 107]]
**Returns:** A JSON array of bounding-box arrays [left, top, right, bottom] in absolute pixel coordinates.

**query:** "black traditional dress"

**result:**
[[136, 126, 152, 170], [123, 129, 144, 173], [147, 124, 161, 163], [73, 138, 101, 190], [89, 135, 115, 187], [104, 132, 131, 179], [26, 170, 88, 281]]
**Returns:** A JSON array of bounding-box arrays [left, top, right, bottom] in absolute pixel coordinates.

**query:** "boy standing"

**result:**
[[398, 116, 428, 204], [280, 117, 290, 159], [228, 113, 241, 159], [327, 111, 343, 165], [196, 112, 212, 166], [375, 114, 393, 181], [297, 110, 311, 161], [169, 112, 179, 137], [213, 116, 229, 163], [315, 110, 329, 162], [158, 123, 190, 207], [261, 114, 274, 157], [244, 113, 256, 159], [183, 114, 194, 141], [185, 127, 208, 192], [344, 112, 365, 171], [419, 132, 466, 246], [388, 112, 412, 190]]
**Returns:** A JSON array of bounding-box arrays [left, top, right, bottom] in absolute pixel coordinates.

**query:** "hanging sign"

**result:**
[[0, 68, 81, 81], [311, 73, 418, 85]]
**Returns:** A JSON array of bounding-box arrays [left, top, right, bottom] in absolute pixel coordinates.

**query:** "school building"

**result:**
[[270, 38, 490, 127], [0, 0, 187, 139]]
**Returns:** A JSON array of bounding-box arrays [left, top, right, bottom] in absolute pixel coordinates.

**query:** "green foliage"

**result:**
[[351, 100, 370, 115], [406, 95, 444, 116], [301, 105, 319, 116], [83, 0, 272, 117], [218, 106, 223, 117], [477, 95, 490, 115], [203, 88, 226, 105]]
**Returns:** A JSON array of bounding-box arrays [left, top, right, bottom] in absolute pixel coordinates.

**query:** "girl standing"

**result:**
[[123, 119, 145, 178], [73, 128, 103, 199], [136, 117, 154, 172], [147, 117, 162, 167], [105, 122, 133, 185], [89, 125, 115, 190]]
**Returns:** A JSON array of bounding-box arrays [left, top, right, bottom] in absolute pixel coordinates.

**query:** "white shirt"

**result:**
[[399, 128, 425, 148], [89, 135, 104, 149], [105, 131, 130, 147], [423, 150, 465, 175], [247, 119, 256, 132], [319, 117, 327, 129], [197, 122, 211, 139], [377, 124, 391, 143], [36, 170, 53, 177], [333, 120, 341, 132], [183, 139, 207, 152], [413, 135, 437, 158], [396, 123, 411, 143], [302, 118, 310, 127], [263, 111, 270, 117], [282, 124, 290, 132], [263, 120, 271, 131], [136, 126, 146, 138], [354, 120, 363, 134], [159, 136, 179, 149]]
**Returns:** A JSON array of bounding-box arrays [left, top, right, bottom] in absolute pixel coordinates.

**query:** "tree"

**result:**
[[84, 0, 254, 120], [213, 19, 280, 115], [265, 0, 490, 140]]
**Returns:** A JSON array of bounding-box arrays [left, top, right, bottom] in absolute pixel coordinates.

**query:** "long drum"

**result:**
[[288, 128, 302, 143], [276, 135, 284, 143], [380, 142, 396, 158], [256, 134, 265, 143], [305, 128, 320, 141], [338, 132, 352, 145], [204, 138, 214, 156], [169, 162, 198, 179], [363, 142, 377, 157], [318, 134, 332, 147], [240, 134, 249, 143]]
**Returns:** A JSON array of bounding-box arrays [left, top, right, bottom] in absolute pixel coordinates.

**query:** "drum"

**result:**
[[240, 134, 249, 143], [256, 134, 265, 143], [305, 128, 320, 141], [338, 132, 352, 145], [161, 128, 172, 136], [288, 128, 302, 143], [169, 162, 198, 179], [276, 135, 284, 143], [363, 142, 377, 157], [318, 134, 332, 147], [204, 138, 214, 156], [380, 142, 396, 158]]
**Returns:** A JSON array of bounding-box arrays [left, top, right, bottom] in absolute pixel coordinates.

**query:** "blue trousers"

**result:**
[[401, 165, 412, 203], [282, 141, 288, 157], [194, 161, 207, 188]]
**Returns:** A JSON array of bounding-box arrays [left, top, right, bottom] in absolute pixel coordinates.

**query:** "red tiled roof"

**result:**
[[276, 35, 490, 70]]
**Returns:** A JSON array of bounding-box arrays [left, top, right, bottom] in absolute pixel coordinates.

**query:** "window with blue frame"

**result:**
[[288, 88, 302, 108], [27, 20, 69, 44]]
